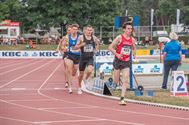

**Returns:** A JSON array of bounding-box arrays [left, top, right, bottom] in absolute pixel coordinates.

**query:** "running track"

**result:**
[[0, 59, 188, 125]]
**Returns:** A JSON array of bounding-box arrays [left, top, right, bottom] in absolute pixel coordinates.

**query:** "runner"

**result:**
[[75, 25, 99, 94], [56, 25, 72, 88], [61, 24, 80, 94], [108, 22, 136, 105]]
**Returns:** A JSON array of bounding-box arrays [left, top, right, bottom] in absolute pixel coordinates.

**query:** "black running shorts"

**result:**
[[66, 53, 80, 64], [79, 57, 94, 71], [113, 57, 130, 70]]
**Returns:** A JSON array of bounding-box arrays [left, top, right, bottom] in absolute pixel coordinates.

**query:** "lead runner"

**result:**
[[108, 22, 136, 105]]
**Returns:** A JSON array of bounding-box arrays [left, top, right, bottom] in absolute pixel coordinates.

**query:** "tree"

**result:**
[[0, 0, 22, 22], [20, 0, 123, 32]]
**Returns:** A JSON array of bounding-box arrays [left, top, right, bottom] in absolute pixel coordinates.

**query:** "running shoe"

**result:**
[[69, 88, 73, 94], [119, 99, 127, 105], [77, 88, 82, 94], [65, 82, 69, 88]]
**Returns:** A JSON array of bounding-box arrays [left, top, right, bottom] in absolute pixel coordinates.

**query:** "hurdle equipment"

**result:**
[[132, 71, 144, 91], [92, 78, 112, 95]]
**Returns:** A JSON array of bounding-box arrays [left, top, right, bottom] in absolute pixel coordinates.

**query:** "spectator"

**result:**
[[161, 32, 182, 89], [28, 40, 36, 49]]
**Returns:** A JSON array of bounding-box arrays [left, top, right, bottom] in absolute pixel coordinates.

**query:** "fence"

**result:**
[[93, 25, 189, 45]]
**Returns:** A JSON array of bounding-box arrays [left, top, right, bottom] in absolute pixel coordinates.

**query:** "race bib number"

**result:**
[[121, 46, 131, 55], [70, 46, 74, 51], [70, 46, 78, 52], [84, 44, 94, 52]]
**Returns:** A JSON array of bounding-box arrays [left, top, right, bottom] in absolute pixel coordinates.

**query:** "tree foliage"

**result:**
[[16, 0, 123, 31], [0, 0, 188, 33], [0, 0, 22, 21]]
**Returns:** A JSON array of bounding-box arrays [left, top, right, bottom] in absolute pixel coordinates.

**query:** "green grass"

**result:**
[[0, 44, 188, 51], [0, 44, 58, 51], [113, 90, 189, 107], [0, 44, 109, 50]]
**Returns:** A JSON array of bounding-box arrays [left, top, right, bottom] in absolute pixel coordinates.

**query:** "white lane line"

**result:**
[[38, 106, 99, 110], [0, 88, 37, 91], [0, 60, 31, 69], [0, 116, 34, 124], [36, 62, 144, 125], [54, 87, 65, 90], [0, 93, 37, 96], [0, 87, 78, 91], [11, 88, 26, 90], [36, 62, 95, 107], [0, 59, 44, 75], [83, 88, 189, 121], [0, 61, 21, 67], [33, 119, 107, 124], [0, 99, 144, 125], [0, 98, 107, 120], [0, 59, 55, 89], [107, 119, 144, 125], [0, 79, 42, 82], [98, 106, 189, 121], [8, 99, 53, 102], [37, 63, 62, 92], [0, 116, 107, 125]]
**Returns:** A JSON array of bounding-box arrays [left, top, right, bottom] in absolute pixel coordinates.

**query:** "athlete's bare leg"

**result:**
[[78, 71, 84, 88], [63, 59, 68, 87], [64, 58, 74, 93], [120, 68, 129, 97], [85, 65, 93, 80], [113, 69, 121, 85]]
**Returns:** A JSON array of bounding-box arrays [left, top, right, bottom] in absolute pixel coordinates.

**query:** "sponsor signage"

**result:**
[[99, 63, 113, 75], [132, 63, 163, 75], [0, 51, 61, 58]]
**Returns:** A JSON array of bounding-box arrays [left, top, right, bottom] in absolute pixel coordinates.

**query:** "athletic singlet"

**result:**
[[115, 35, 133, 61], [80, 35, 95, 58], [67, 34, 80, 55]]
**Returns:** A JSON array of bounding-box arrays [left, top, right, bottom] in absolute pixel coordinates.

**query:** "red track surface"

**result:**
[[0, 59, 188, 125]]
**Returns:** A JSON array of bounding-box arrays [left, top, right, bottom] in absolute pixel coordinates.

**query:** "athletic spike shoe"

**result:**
[[77, 88, 82, 95], [119, 99, 127, 105], [65, 82, 69, 88], [69, 88, 73, 94]]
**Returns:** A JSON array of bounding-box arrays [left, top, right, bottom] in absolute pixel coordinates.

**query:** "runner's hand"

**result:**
[[115, 53, 122, 59]]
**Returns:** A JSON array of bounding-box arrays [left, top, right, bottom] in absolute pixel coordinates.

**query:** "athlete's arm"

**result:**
[[61, 36, 68, 52], [93, 36, 100, 51], [75, 35, 84, 49], [108, 35, 121, 59]]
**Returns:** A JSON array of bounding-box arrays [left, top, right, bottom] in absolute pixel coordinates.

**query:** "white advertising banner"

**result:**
[[132, 63, 163, 75], [0, 51, 62, 58], [96, 50, 114, 63], [0, 50, 114, 59]]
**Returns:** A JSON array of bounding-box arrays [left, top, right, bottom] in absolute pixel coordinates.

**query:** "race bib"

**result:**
[[121, 46, 131, 55], [70, 46, 78, 52], [84, 44, 94, 52], [70, 46, 74, 51]]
